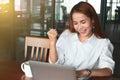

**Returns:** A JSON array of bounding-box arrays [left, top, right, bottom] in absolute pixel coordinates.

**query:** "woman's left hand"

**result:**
[[76, 69, 88, 78]]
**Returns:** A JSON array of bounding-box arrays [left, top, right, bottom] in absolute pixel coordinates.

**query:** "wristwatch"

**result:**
[[86, 69, 92, 77]]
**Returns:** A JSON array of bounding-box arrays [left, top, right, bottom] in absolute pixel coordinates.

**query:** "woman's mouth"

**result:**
[[79, 28, 86, 34]]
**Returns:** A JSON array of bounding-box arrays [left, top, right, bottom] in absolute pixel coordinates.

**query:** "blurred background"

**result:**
[[0, 0, 120, 77]]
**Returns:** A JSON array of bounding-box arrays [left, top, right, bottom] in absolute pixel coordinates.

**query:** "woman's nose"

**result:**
[[77, 24, 81, 30]]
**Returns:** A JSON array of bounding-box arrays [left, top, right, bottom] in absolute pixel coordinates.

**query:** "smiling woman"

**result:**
[[47, 1, 115, 80]]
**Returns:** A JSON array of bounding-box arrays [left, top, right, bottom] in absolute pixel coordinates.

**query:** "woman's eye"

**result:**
[[81, 20, 86, 24]]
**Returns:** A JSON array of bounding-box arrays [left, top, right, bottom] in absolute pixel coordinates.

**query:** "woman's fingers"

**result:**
[[47, 29, 58, 37]]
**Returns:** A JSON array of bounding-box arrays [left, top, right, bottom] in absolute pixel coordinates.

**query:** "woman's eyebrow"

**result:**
[[80, 19, 87, 22], [72, 20, 77, 22], [72, 18, 87, 22]]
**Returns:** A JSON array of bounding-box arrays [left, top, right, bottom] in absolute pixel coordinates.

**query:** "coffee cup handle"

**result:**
[[21, 63, 25, 72]]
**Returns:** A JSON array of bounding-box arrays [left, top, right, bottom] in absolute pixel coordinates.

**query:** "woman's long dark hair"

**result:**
[[66, 1, 106, 38]]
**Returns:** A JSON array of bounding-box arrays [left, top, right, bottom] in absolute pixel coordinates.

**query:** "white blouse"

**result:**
[[50, 29, 115, 79]]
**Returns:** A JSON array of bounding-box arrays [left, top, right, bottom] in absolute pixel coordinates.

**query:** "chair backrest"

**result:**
[[24, 36, 50, 62]]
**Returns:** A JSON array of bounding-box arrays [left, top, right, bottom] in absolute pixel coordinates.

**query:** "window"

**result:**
[[55, 0, 86, 21], [0, 0, 9, 4], [87, 0, 101, 14], [107, 0, 120, 21]]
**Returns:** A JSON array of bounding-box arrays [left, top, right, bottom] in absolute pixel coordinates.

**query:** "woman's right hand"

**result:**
[[47, 29, 58, 42]]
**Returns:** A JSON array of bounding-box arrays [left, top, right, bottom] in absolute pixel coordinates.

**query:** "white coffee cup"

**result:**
[[21, 61, 32, 77]]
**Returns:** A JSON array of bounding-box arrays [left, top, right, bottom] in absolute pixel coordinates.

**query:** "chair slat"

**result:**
[[35, 47, 39, 60], [44, 48, 48, 62], [40, 48, 43, 61], [31, 46, 35, 60]]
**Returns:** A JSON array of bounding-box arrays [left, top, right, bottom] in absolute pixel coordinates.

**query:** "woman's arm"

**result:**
[[47, 29, 58, 63], [76, 68, 112, 78], [76, 39, 114, 78]]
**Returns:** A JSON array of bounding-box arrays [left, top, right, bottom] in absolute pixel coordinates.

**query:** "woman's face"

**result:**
[[72, 12, 94, 40]]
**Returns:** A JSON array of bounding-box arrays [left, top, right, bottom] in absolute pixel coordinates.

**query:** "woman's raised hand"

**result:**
[[47, 29, 58, 42]]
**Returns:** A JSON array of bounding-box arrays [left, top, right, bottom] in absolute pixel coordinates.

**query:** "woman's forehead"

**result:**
[[72, 12, 89, 20]]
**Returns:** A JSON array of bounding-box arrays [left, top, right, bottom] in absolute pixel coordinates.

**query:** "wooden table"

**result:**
[[89, 77, 120, 80], [0, 60, 33, 80], [0, 60, 119, 80]]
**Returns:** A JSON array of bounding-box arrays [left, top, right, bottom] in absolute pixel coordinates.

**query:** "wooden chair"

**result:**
[[24, 36, 50, 62]]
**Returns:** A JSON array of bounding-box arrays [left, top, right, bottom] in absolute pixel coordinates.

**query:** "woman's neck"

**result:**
[[78, 33, 93, 42]]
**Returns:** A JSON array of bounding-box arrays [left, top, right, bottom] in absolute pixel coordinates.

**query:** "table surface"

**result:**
[[0, 60, 24, 80], [0, 60, 119, 80]]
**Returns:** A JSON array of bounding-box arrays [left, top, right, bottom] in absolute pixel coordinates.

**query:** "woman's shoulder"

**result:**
[[98, 37, 111, 43], [60, 29, 73, 37], [58, 29, 77, 42], [56, 29, 73, 47], [94, 36, 114, 52], [95, 36, 113, 46]]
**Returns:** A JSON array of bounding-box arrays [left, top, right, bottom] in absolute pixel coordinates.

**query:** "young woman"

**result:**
[[47, 1, 115, 80]]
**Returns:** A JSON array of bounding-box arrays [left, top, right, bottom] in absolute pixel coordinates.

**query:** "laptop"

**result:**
[[29, 61, 76, 80]]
